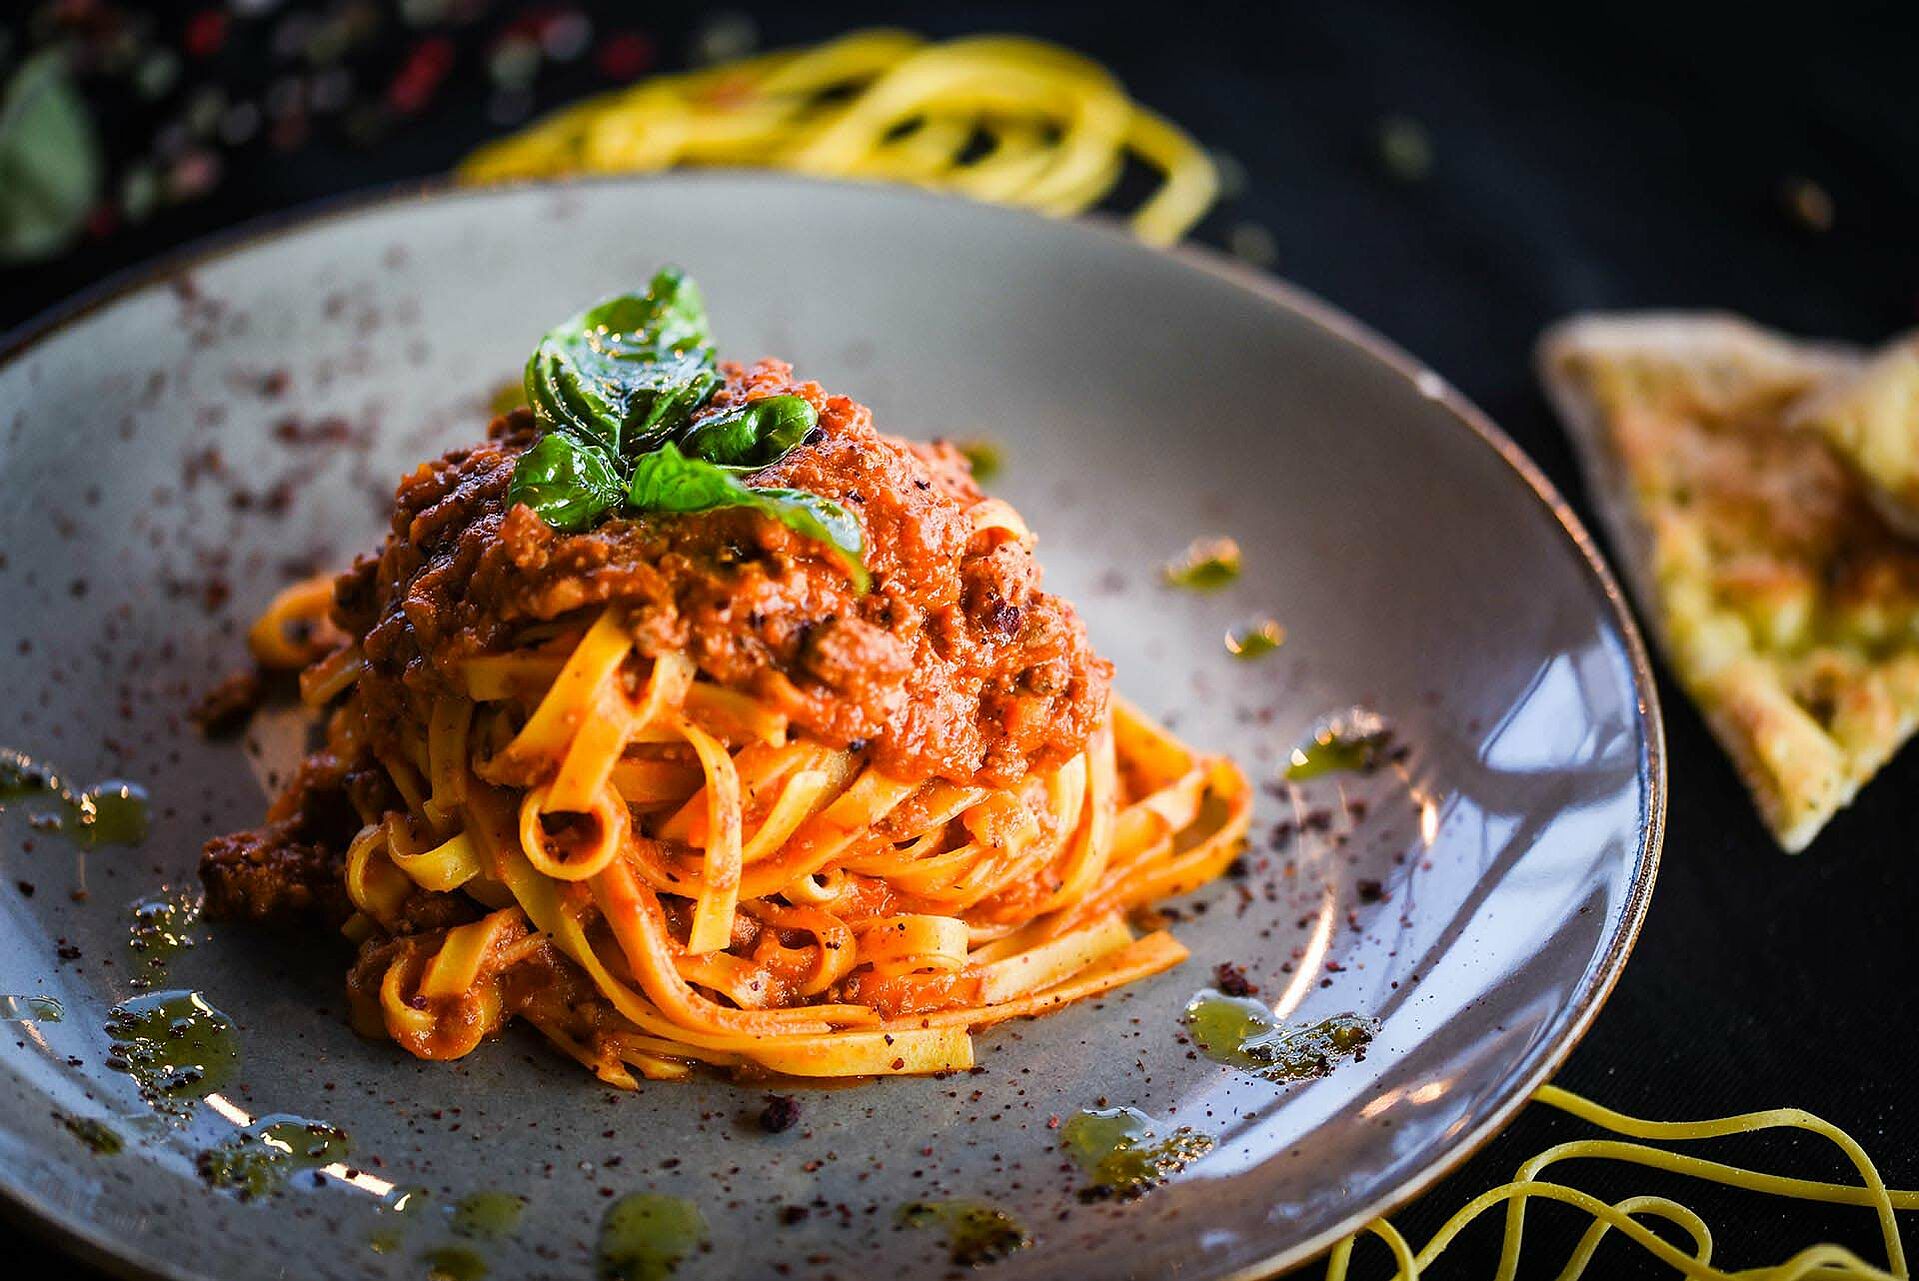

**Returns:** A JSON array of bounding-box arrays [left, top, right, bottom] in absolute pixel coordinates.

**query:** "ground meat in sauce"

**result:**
[[189, 669, 266, 737], [338, 358, 1111, 789], [199, 756, 361, 924]]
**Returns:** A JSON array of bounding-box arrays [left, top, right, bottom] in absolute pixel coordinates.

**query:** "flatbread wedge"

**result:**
[[1539, 313, 1919, 851]]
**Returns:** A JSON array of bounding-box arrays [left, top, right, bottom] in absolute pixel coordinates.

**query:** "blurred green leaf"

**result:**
[[0, 51, 102, 265]]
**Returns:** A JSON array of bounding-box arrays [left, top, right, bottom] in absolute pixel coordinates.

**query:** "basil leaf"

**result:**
[[523, 267, 722, 456], [679, 395, 819, 471], [506, 432, 625, 532], [0, 52, 103, 265], [628, 443, 869, 592]]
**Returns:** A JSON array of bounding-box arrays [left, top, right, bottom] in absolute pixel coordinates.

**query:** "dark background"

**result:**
[[7, 1, 1919, 1275]]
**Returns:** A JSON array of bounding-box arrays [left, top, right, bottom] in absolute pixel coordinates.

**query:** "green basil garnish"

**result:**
[[678, 394, 819, 471], [628, 443, 869, 592], [524, 267, 722, 456], [503, 272, 869, 590], [505, 432, 625, 532]]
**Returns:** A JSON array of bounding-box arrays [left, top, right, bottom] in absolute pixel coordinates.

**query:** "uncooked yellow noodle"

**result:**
[[458, 29, 1218, 245], [1325, 1084, 1919, 1280]]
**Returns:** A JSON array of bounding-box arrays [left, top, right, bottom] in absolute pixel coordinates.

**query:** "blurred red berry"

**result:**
[[388, 36, 455, 114], [184, 9, 228, 58], [597, 30, 654, 81]]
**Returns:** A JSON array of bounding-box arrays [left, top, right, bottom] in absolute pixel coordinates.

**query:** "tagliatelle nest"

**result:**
[[458, 29, 1218, 246]]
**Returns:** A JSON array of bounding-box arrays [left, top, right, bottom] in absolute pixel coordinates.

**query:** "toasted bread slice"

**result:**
[[1540, 314, 1919, 851]]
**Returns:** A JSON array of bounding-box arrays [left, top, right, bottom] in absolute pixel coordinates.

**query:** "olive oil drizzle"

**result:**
[[103, 989, 238, 1117], [897, 1199, 1033, 1266], [450, 1191, 527, 1240], [197, 1113, 351, 1199], [1059, 1106, 1214, 1200], [0, 748, 148, 847], [368, 1185, 435, 1255], [127, 887, 202, 989], [596, 1193, 707, 1281], [1184, 988, 1376, 1081], [422, 1244, 489, 1281], [1284, 708, 1394, 781]]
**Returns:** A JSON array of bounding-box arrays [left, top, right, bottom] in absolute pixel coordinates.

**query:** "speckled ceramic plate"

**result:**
[[0, 176, 1662, 1281]]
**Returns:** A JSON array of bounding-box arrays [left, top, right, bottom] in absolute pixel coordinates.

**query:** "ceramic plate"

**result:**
[[0, 176, 1662, 1281]]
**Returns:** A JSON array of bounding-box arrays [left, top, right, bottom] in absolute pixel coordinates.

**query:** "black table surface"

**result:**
[[7, 2, 1918, 1276]]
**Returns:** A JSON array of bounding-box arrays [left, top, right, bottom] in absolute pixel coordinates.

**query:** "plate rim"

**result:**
[[1159, 240, 1666, 1277], [0, 171, 1666, 1281]]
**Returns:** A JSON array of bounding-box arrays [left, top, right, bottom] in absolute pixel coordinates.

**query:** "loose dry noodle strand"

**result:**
[[459, 29, 1219, 245], [1323, 1084, 1918, 1281]]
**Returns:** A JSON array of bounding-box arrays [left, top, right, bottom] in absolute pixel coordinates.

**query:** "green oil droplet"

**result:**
[[1183, 989, 1375, 1081], [370, 1185, 435, 1255], [0, 749, 148, 847], [1284, 737, 1378, 780], [1284, 708, 1393, 781], [104, 989, 238, 1115], [198, 1113, 350, 1199], [0, 749, 60, 801], [1225, 619, 1285, 660], [596, 1193, 707, 1281], [128, 888, 202, 986], [423, 1244, 489, 1281], [956, 439, 1003, 482], [72, 780, 149, 846], [451, 1191, 525, 1240], [58, 1113, 123, 1154], [382, 1185, 436, 1218], [1058, 1107, 1213, 1200], [0, 749, 74, 839], [0, 994, 63, 1021], [897, 1199, 1032, 1266], [1182, 990, 1274, 1069], [1163, 537, 1242, 591]]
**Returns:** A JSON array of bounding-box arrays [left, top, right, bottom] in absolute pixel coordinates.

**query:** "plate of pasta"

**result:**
[[0, 176, 1661, 1281]]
